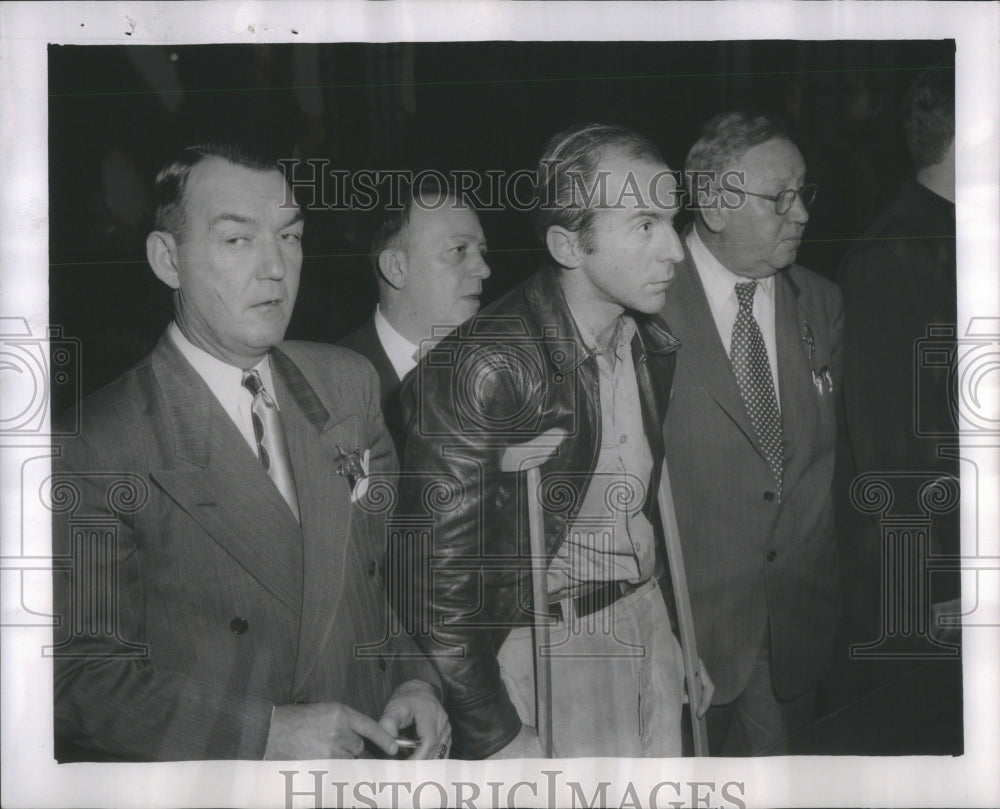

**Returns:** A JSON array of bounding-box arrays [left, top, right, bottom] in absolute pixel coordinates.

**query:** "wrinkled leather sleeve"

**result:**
[[392, 338, 545, 759]]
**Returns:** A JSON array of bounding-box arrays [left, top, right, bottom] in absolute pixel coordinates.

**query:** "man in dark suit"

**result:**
[[338, 179, 490, 455], [661, 112, 842, 755], [840, 67, 958, 614], [51, 143, 448, 761]]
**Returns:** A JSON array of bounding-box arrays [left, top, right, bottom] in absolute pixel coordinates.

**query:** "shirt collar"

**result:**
[[687, 226, 774, 314], [374, 304, 422, 380], [564, 295, 637, 364], [168, 321, 274, 406]]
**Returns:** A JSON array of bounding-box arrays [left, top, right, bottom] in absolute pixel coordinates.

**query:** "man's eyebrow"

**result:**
[[444, 231, 484, 243], [281, 209, 304, 227], [627, 208, 671, 221], [210, 213, 257, 228], [209, 209, 304, 229]]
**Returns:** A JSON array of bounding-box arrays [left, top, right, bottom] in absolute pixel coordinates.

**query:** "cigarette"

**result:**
[[394, 738, 421, 749]]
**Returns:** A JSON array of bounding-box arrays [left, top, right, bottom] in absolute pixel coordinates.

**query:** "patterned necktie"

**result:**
[[730, 281, 783, 496], [241, 369, 301, 522]]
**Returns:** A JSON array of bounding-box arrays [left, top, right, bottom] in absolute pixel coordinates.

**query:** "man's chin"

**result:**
[[455, 299, 482, 321], [776, 242, 800, 266], [632, 290, 668, 314], [246, 322, 291, 352]]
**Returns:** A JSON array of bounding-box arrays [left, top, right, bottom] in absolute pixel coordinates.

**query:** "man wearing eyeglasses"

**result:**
[[660, 111, 842, 755]]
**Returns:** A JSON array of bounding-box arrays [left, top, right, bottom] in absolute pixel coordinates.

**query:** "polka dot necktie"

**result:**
[[730, 281, 783, 496], [242, 369, 301, 522]]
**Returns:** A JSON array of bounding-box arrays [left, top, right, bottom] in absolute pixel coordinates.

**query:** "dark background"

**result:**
[[49, 40, 954, 412]]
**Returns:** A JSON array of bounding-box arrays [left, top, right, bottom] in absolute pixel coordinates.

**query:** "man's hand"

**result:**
[[488, 723, 544, 759], [682, 657, 715, 719], [264, 702, 400, 760], [378, 679, 451, 760]]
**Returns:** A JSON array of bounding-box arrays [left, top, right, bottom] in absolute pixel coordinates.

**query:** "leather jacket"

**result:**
[[391, 266, 680, 759]]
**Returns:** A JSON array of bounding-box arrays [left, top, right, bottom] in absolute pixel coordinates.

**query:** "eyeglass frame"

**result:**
[[741, 183, 819, 215]]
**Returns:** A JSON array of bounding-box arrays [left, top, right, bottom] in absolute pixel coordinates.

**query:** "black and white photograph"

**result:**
[[1, 2, 998, 808]]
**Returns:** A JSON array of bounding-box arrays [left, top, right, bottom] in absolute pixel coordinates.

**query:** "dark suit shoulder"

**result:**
[[336, 317, 377, 354], [335, 318, 400, 394]]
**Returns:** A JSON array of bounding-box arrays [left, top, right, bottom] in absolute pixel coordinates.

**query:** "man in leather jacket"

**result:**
[[391, 123, 713, 759]]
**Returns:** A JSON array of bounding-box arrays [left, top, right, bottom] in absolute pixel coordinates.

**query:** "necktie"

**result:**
[[241, 369, 301, 522], [730, 281, 783, 496]]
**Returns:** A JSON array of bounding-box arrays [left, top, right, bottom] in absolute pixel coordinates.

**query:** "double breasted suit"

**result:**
[[53, 334, 429, 761], [661, 247, 843, 704]]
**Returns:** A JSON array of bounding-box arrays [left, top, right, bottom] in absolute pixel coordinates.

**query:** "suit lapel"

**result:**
[[361, 317, 402, 405], [663, 252, 765, 462], [775, 269, 813, 460], [148, 334, 304, 615], [271, 348, 362, 694]]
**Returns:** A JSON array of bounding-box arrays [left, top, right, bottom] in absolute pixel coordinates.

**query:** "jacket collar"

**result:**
[[523, 265, 681, 372], [151, 333, 330, 464]]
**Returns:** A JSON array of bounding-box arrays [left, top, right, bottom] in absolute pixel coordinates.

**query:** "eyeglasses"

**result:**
[[742, 183, 819, 215]]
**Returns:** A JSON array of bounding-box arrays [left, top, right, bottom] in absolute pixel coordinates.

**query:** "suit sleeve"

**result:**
[[52, 428, 274, 761]]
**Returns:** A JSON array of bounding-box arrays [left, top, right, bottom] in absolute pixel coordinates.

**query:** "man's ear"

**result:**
[[699, 193, 728, 234], [545, 226, 583, 269], [146, 231, 181, 289], [377, 249, 406, 291]]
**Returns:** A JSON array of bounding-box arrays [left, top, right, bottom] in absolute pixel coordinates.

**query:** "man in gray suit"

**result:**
[[52, 144, 448, 761], [661, 112, 842, 755]]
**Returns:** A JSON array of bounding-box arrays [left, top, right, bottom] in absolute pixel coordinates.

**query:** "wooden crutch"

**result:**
[[656, 457, 710, 755], [499, 427, 567, 758]]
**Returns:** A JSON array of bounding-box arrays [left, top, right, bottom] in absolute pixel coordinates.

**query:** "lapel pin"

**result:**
[[800, 321, 816, 363]]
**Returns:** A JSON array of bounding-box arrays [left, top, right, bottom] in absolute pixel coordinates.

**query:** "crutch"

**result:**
[[656, 457, 710, 755], [499, 427, 567, 758]]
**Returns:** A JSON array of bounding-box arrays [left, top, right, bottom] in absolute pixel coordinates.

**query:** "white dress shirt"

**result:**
[[687, 227, 781, 405], [374, 304, 421, 381], [168, 321, 276, 457]]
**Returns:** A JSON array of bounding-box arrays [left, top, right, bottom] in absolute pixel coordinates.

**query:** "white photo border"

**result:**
[[2, 2, 997, 807]]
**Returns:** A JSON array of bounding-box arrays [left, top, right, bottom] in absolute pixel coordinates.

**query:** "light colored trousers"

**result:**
[[497, 579, 686, 757]]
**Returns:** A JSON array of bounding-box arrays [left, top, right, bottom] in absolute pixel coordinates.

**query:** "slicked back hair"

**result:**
[[902, 66, 955, 171], [531, 122, 664, 251], [684, 111, 791, 209], [152, 143, 279, 240]]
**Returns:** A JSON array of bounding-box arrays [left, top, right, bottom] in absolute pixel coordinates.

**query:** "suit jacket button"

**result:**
[[766, 550, 777, 562], [230, 617, 249, 635], [368, 560, 377, 578], [377, 656, 387, 672], [763, 491, 776, 502]]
